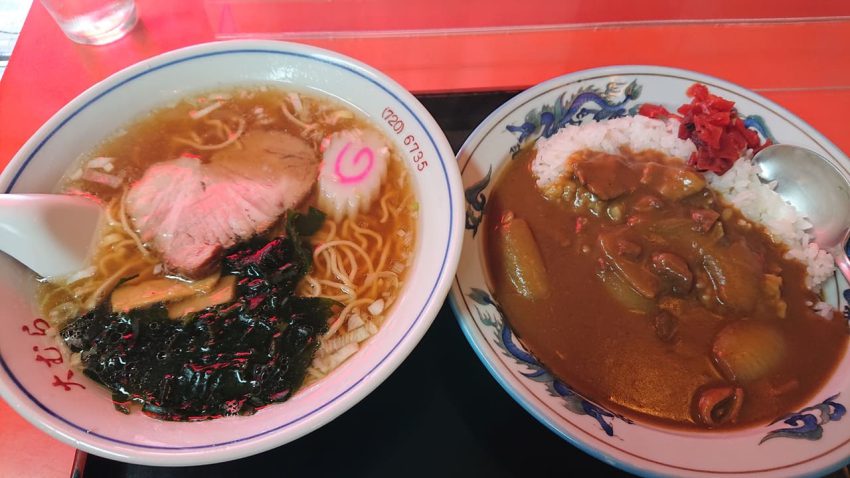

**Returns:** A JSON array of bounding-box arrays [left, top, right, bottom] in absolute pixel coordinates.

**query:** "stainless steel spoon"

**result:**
[[753, 144, 850, 283], [0, 194, 104, 278]]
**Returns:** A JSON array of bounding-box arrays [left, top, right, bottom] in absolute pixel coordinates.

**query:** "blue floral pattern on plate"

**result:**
[[464, 166, 491, 237], [760, 394, 846, 444], [505, 80, 642, 157]]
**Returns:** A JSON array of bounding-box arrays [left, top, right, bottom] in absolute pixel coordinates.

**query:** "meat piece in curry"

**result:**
[[484, 147, 848, 430]]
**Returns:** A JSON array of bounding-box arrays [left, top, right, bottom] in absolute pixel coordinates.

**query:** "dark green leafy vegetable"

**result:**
[[60, 209, 335, 421]]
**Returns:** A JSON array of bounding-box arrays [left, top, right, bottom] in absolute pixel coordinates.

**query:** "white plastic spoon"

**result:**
[[0, 194, 104, 278]]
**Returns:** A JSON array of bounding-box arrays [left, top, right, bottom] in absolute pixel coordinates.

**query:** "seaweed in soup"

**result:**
[[61, 209, 336, 421]]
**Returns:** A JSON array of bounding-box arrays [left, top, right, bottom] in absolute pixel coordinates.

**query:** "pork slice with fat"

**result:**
[[126, 130, 319, 277]]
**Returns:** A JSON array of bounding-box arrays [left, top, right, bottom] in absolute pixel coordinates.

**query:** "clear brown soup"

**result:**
[[483, 147, 848, 430]]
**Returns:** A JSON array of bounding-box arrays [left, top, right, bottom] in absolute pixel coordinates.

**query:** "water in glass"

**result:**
[[41, 0, 137, 45]]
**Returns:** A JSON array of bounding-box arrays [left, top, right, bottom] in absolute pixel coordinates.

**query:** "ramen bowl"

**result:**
[[0, 40, 462, 465], [450, 66, 850, 477]]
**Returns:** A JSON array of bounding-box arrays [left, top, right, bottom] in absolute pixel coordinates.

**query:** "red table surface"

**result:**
[[1, 1, 850, 476]]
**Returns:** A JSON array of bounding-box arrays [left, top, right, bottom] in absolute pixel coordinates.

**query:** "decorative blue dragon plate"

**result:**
[[449, 66, 850, 477]]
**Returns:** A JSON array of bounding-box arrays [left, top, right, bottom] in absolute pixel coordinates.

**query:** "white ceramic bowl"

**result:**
[[450, 66, 850, 477], [0, 40, 462, 465]]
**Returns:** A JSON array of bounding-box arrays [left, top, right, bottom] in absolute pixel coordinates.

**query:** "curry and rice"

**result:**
[[37, 87, 416, 420], [484, 85, 848, 430]]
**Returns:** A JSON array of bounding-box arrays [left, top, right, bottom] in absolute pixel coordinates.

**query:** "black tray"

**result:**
[[81, 92, 847, 478]]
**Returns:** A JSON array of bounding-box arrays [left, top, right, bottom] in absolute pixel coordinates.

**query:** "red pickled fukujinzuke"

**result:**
[[638, 83, 770, 175]]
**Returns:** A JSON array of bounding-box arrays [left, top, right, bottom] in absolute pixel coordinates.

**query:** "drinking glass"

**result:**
[[40, 0, 137, 46]]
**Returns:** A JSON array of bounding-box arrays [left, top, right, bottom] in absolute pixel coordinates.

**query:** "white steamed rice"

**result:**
[[531, 115, 835, 292], [706, 158, 835, 290], [532, 115, 696, 189]]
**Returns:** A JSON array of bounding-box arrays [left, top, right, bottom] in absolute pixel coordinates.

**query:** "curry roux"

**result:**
[[484, 147, 848, 430]]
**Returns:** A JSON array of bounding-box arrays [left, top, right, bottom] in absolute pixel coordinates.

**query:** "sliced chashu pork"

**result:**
[[126, 130, 319, 278]]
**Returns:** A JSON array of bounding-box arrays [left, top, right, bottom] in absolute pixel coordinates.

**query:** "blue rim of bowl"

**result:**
[[449, 65, 850, 478], [0, 45, 455, 452]]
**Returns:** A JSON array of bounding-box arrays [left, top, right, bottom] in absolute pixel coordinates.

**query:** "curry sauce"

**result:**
[[484, 147, 848, 430]]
